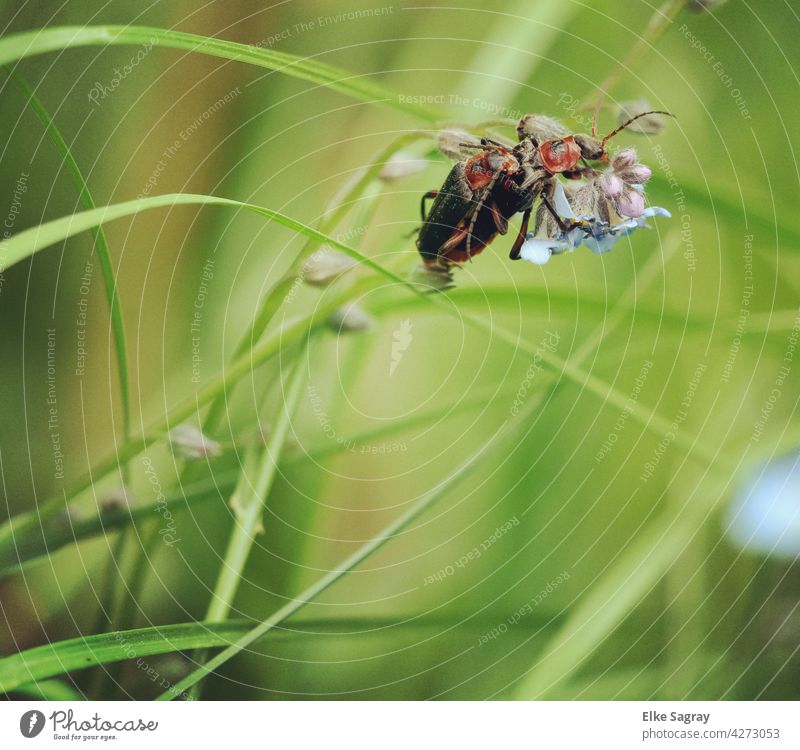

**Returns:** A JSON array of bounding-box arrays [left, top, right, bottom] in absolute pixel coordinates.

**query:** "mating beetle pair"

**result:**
[[415, 110, 670, 267]]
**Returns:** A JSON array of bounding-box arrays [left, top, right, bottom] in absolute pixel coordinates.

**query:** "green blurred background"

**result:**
[[1, 0, 799, 699]]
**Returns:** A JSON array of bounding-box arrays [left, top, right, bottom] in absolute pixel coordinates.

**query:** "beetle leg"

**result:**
[[489, 201, 509, 235], [509, 208, 532, 260], [420, 190, 438, 221], [441, 226, 469, 251], [466, 167, 504, 258]]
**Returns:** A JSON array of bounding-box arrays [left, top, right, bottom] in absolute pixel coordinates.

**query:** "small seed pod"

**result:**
[[436, 129, 479, 160], [516, 114, 568, 143], [379, 151, 428, 181], [169, 424, 221, 461], [302, 248, 357, 287], [328, 302, 374, 333], [616, 99, 667, 135], [100, 486, 136, 514]]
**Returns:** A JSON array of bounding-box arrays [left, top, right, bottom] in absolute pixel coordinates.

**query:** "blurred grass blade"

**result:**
[[0, 470, 240, 578], [0, 380, 515, 577], [156, 420, 511, 700], [6, 68, 132, 449], [0, 621, 260, 694], [205, 347, 307, 623], [0, 194, 728, 575], [0, 25, 443, 122], [201, 131, 426, 434], [514, 473, 728, 699], [191, 343, 309, 697], [9, 679, 83, 700]]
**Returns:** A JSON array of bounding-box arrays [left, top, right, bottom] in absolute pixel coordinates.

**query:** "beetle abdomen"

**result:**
[[416, 162, 476, 263]]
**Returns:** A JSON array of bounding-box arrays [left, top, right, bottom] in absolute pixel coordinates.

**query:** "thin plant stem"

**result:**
[[577, 0, 689, 114], [156, 417, 514, 700], [189, 337, 309, 698]]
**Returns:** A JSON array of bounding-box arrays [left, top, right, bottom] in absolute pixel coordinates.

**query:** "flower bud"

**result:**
[[328, 302, 374, 333], [169, 424, 221, 461], [101, 486, 136, 514], [618, 164, 652, 185], [302, 249, 357, 287], [598, 172, 623, 198], [379, 151, 428, 181], [615, 189, 645, 218], [612, 148, 637, 171]]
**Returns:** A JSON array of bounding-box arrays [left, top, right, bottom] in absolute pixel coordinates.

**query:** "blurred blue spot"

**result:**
[[726, 455, 800, 558]]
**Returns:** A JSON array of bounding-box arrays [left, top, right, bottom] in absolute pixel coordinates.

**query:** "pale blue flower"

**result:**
[[726, 455, 800, 558], [518, 181, 671, 265]]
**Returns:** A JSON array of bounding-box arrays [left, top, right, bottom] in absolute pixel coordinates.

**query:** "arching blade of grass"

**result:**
[[0, 25, 443, 123], [0, 621, 262, 694], [0, 193, 729, 572], [6, 69, 132, 447], [0, 192, 717, 469], [0, 613, 567, 695]]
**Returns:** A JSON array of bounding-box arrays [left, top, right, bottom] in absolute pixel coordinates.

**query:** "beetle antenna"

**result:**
[[600, 110, 675, 147], [591, 93, 604, 139]]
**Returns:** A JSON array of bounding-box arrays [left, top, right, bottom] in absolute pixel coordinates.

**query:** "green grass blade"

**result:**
[[0, 470, 240, 578], [204, 346, 307, 623], [9, 679, 83, 700], [0, 193, 729, 574], [0, 621, 258, 694], [6, 68, 133, 454], [200, 131, 425, 434], [0, 380, 516, 577], [0, 613, 566, 695], [0, 25, 443, 123], [155, 417, 518, 700], [513, 472, 728, 699]]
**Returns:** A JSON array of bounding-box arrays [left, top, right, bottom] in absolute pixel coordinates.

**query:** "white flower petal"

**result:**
[[520, 238, 563, 264], [552, 182, 576, 220], [640, 206, 672, 219]]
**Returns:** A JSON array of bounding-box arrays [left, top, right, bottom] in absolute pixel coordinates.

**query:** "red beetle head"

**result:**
[[538, 136, 581, 174]]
